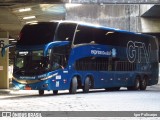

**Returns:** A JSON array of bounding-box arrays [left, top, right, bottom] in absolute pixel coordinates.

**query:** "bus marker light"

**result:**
[[63, 79, 67, 83], [52, 80, 56, 82], [43, 84, 48, 88]]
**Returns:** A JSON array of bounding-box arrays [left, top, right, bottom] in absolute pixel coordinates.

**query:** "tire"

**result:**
[[140, 77, 147, 90], [53, 90, 58, 95], [83, 76, 91, 93], [112, 87, 121, 91], [39, 90, 44, 95], [69, 76, 77, 94], [127, 77, 140, 90], [105, 88, 112, 91], [105, 87, 120, 91]]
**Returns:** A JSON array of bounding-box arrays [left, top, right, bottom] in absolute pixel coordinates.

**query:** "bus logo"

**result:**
[[91, 50, 112, 56], [112, 48, 116, 57], [126, 41, 151, 63]]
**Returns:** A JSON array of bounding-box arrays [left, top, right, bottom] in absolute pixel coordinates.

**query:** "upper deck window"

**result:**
[[17, 22, 58, 45], [74, 25, 94, 44], [74, 25, 112, 45], [54, 23, 77, 42]]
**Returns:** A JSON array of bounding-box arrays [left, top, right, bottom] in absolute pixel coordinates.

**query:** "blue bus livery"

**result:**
[[2, 21, 159, 95]]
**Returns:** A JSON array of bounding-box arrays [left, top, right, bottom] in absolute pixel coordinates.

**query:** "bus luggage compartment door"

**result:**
[[114, 72, 129, 87]]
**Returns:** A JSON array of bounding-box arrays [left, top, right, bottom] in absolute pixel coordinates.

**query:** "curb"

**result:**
[[0, 89, 11, 94]]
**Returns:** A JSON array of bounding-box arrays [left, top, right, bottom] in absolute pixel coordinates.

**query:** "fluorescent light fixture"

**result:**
[[9, 38, 15, 41], [19, 8, 31, 12], [26, 21, 38, 24], [65, 3, 82, 8], [11, 41, 17, 42], [23, 16, 36, 20]]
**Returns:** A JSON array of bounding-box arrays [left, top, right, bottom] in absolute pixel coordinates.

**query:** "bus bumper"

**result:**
[[12, 79, 69, 91]]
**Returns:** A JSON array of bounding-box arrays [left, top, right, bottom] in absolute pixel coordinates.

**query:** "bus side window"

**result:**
[[75, 57, 109, 71], [74, 25, 94, 45], [108, 58, 112, 71]]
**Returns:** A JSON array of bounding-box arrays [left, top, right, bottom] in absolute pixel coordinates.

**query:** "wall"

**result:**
[[65, 4, 141, 32], [65, 4, 160, 33]]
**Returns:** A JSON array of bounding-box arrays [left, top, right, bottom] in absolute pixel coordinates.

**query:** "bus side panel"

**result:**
[[147, 37, 159, 86], [114, 72, 130, 87]]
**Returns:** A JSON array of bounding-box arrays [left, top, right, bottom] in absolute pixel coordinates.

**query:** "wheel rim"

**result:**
[[69, 76, 77, 94], [142, 79, 146, 86], [83, 77, 91, 93], [140, 77, 147, 90], [87, 77, 91, 88], [136, 80, 140, 88], [135, 78, 140, 90]]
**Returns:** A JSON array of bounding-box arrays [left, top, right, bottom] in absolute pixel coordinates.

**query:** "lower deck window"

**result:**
[[75, 57, 147, 71]]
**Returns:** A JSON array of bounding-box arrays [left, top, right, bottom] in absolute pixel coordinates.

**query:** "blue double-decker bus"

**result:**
[[4, 21, 159, 95]]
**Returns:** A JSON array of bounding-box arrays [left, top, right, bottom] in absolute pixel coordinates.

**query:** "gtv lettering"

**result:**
[[126, 41, 151, 63]]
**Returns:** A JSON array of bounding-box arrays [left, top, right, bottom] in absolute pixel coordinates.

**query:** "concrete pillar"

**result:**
[[140, 18, 160, 33], [0, 32, 9, 89]]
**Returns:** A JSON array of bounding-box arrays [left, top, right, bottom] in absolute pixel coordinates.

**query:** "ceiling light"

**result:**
[[19, 8, 31, 12], [23, 16, 36, 20], [65, 3, 82, 8], [26, 21, 38, 24], [9, 38, 15, 41], [11, 41, 17, 43]]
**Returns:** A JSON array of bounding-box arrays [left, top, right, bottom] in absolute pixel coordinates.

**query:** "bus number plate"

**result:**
[[25, 86, 31, 90]]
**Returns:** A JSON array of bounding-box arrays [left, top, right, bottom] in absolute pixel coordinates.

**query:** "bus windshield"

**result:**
[[14, 50, 50, 76], [17, 22, 58, 45], [14, 49, 66, 76]]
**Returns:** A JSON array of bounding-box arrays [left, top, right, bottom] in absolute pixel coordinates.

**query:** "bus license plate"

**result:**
[[25, 86, 31, 90]]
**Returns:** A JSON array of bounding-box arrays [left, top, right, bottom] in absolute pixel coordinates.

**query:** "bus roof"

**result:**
[[57, 20, 154, 38], [26, 21, 154, 39]]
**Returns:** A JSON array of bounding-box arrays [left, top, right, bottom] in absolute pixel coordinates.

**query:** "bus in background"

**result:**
[[3, 21, 158, 95]]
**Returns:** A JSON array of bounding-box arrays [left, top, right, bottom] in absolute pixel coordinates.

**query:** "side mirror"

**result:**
[[1, 44, 15, 57]]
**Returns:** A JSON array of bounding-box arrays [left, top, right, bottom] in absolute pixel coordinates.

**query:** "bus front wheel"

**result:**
[[105, 87, 120, 91], [69, 76, 77, 94], [53, 90, 58, 95], [83, 76, 91, 93], [39, 90, 44, 95]]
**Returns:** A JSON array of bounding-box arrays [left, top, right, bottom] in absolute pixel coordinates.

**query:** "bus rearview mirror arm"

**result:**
[[1, 44, 16, 57]]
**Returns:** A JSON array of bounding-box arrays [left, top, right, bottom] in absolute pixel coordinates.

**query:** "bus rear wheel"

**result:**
[[69, 76, 77, 94], [53, 90, 58, 95], [83, 76, 91, 93], [140, 76, 147, 90], [39, 90, 44, 95], [127, 77, 140, 90]]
